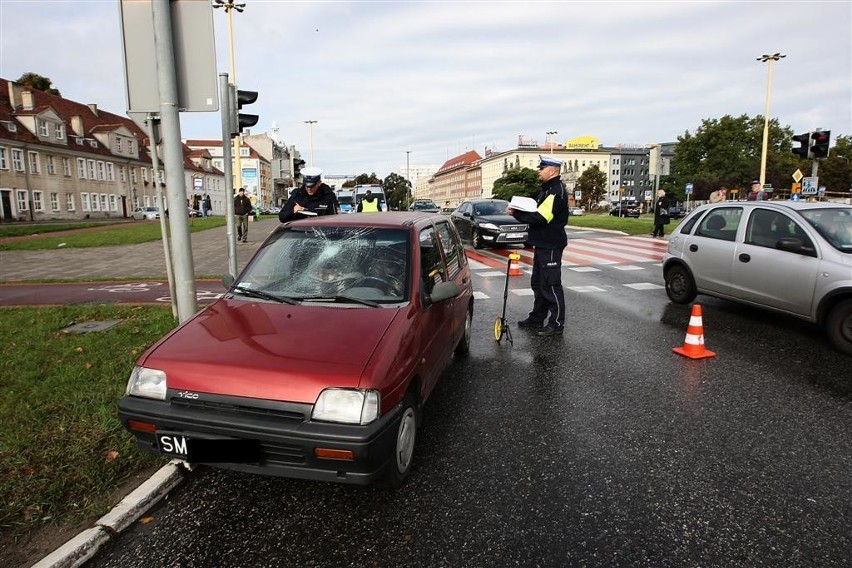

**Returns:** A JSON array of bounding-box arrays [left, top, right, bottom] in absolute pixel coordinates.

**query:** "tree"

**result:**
[[491, 167, 540, 201], [382, 172, 410, 210], [668, 114, 797, 201], [16, 72, 61, 96], [575, 165, 607, 209], [816, 134, 851, 199]]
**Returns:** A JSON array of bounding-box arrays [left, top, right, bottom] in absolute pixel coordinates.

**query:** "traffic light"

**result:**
[[811, 130, 831, 159], [792, 132, 811, 159], [229, 86, 259, 137], [292, 157, 305, 181]]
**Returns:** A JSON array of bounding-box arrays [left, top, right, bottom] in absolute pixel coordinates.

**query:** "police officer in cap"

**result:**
[[279, 166, 339, 222], [507, 155, 569, 336]]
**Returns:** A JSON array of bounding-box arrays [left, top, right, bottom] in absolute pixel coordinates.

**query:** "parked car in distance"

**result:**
[[569, 207, 584, 216], [119, 212, 474, 487], [609, 203, 641, 218], [409, 199, 441, 213], [663, 201, 852, 356], [450, 198, 529, 249], [131, 206, 160, 221], [668, 205, 687, 219], [188, 207, 201, 218]]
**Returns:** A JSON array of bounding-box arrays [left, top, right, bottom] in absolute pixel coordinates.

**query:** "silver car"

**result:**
[[662, 201, 852, 355], [131, 206, 160, 221]]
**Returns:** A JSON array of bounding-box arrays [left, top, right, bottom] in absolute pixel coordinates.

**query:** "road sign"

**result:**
[[685, 183, 693, 195], [791, 182, 802, 194], [644, 190, 652, 200], [802, 177, 818, 195], [792, 169, 803, 183], [575, 191, 582, 200]]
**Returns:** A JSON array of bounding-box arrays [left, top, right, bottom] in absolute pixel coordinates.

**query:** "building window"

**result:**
[[109, 194, 117, 211], [87, 159, 96, 179], [39, 120, 49, 137], [63, 157, 71, 176], [81, 193, 90, 211], [50, 192, 59, 211], [100, 194, 108, 211], [56, 124, 65, 140], [144, 195, 151, 207], [66, 193, 75, 211], [142, 168, 148, 182], [77, 158, 87, 178], [91, 193, 99, 211], [12, 149, 24, 171], [16, 190, 28, 211], [0, 147, 7, 170], [119, 166, 126, 182], [115, 137, 123, 153], [97, 161, 106, 180], [47, 155, 55, 174], [32, 191, 43, 211]]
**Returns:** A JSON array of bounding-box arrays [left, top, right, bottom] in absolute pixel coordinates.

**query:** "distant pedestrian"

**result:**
[[652, 189, 671, 238], [709, 187, 727, 203], [507, 155, 569, 337], [202, 194, 212, 217], [279, 167, 339, 222], [357, 190, 379, 212], [747, 180, 768, 201], [234, 187, 253, 243]]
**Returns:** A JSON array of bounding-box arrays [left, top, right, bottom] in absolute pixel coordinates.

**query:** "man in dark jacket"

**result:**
[[507, 155, 569, 336], [279, 167, 339, 222], [233, 187, 253, 243]]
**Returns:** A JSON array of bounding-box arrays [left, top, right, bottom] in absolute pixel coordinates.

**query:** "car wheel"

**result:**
[[826, 299, 852, 356], [665, 264, 697, 304], [472, 229, 483, 249], [454, 304, 473, 357], [385, 393, 418, 488]]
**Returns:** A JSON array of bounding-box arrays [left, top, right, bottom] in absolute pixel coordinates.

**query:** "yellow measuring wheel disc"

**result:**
[[494, 317, 503, 341]]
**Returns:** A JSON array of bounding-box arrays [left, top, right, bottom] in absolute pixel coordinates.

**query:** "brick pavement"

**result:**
[[0, 217, 280, 283]]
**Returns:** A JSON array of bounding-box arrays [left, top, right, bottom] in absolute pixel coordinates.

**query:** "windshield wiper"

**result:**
[[232, 285, 297, 305], [299, 295, 380, 307]]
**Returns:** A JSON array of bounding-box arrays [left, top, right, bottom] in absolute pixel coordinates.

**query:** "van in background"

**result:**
[[355, 184, 388, 212], [337, 189, 355, 213]]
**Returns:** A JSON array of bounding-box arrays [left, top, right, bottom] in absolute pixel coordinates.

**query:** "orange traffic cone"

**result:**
[[508, 253, 522, 276], [673, 304, 716, 359]]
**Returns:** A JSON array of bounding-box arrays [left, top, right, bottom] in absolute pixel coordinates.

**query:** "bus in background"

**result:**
[[337, 189, 355, 213], [355, 184, 388, 212]]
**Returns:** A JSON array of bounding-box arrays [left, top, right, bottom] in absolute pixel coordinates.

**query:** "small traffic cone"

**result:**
[[673, 304, 716, 359], [508, 253, 522, 276]]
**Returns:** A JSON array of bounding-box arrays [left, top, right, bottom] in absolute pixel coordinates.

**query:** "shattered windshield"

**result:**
[[237, 227, 410, 303]]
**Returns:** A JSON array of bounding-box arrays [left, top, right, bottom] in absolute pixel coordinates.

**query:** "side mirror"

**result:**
[[221, 274, 235, 289], [427, 281, 460, 304], [463, 212, 471, 218]]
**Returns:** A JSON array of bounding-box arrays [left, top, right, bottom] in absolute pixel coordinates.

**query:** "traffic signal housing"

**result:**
[[811, 130, 831, 159], [792, 132, 811, 159], [229, 86, 259, 137], [293, 157, 305, 181]]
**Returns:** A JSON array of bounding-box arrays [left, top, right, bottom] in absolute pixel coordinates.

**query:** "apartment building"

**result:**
[[424, 150, 482, 209]]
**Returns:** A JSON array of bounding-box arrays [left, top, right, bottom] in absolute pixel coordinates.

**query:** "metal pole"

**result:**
[[225, 3, 244, 195], [220, 73, 238, 277], [152, 0, 197, 321], [406, 150, 411, 205], [146, 115, 177, 318], [305, 120, 317, 166], [758, 53, 785, 187]]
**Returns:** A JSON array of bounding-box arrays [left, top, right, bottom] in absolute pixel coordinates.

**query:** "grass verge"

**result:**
[[0, 217, 227, 251], [0, 305, 175, 535], [0, 223, 109, 238], [569, 213, 682, 235]]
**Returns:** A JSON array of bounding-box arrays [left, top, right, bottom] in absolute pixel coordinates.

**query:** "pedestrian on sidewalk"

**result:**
[[279, 167, 339, 222], [234, 187, 253, 243], [652, 189, 670, 238], [507, 155, 569, 337]]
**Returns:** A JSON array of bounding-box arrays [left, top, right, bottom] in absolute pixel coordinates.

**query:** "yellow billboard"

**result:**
[[565, 135, 601, 150]]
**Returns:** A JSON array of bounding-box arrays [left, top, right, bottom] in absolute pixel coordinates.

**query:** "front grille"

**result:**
[[260, 440, 306, 464], [170, 398, 308, 423]]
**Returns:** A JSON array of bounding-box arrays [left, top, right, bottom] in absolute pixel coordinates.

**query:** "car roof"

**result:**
[[279, 211, 446, 232], [466, 198, 508, 203], [693, 201, 850, 213]]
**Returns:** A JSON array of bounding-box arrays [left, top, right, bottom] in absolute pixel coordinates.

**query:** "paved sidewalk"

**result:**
[[0, 217, 279, 282]]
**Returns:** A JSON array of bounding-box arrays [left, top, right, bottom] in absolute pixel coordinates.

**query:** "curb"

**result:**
[[31, 460, 187, 568]]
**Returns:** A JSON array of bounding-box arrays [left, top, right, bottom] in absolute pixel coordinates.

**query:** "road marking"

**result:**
[[567, 285, 607, 293], [612, 265, 645, 271], [624, 282, 665, 290]]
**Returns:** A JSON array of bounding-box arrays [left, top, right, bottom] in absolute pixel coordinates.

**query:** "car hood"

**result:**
[[140, 299, 401, 403], [476, 213, 521, 225]]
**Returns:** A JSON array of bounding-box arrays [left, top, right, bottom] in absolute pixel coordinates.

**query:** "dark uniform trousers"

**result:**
[[529, 246, 566, 329]]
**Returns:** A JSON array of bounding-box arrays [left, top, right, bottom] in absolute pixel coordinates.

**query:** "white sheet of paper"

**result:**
[[509, 196, 537, 212]]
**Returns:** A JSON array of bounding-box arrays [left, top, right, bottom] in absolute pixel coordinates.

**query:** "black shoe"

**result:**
[[518, 318, 544, 329], [537, 325, 564, 337]]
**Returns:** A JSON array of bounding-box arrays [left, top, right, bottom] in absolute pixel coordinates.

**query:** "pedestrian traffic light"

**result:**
[[791, 132, 812, 159], [811, 130, 831, 159], [229, 87, 259, 137]]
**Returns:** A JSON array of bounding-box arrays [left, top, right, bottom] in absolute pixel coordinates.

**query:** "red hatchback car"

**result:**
[[119, 212, 474, 487]]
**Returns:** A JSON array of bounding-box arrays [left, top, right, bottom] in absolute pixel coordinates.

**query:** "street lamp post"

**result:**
[[546, 130, 558, 154], [757, 53, 785, 187], [304, 120, 317, 166], [213, 0, 245, 192], [406, 150, 411, 204]]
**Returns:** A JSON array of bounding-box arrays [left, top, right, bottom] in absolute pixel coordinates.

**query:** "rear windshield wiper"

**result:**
[[298, 295, 380, 307], [232, 285, 297, 305]]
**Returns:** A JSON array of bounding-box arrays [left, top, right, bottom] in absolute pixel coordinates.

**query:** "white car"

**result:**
[[662, 201, 852, 355], [131, 206, 160, 221], [569, 207, 584, 216]]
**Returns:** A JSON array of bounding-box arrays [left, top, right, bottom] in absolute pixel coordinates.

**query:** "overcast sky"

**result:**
[[1, 0, 850, 178]]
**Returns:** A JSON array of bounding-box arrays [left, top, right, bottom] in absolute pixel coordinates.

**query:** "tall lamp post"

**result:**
[[546, 130, 558, 154], [757, 53, 785, 188], [304, 120, 317, 166], [406, 150, 411, 204], [213, 1, 245, 192]]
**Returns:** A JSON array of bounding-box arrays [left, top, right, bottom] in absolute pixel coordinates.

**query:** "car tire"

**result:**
[[454, 304, 473, 357], [665, 264, 697, 304], [385, 393, 418, 489], [472, 229, 483, 250], [826, 299, 852, 356]]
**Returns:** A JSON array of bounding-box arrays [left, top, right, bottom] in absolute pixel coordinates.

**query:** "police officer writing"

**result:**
[[279, 167, 339, 222], [357, 189, 379, 212], [507, 155, 569, 336]]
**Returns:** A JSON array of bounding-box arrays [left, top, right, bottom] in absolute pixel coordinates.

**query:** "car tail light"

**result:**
[[128, 419, 157, 433], [314, 448, 355, 461]]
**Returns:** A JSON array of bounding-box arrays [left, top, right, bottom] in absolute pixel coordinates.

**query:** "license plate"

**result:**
[[156, 431, 260, 463], [506, 233, 525, 239]]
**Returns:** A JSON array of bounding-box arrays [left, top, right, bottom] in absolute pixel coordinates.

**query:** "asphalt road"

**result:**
[[85, 243, 852, 568]]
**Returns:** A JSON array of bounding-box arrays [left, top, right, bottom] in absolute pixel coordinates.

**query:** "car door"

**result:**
[[685, 207, 743, 296], [417, 225, 453, 397], [731, 208, 819, 316], [452, 202, 472, 243], [435, 219, 471, 347]]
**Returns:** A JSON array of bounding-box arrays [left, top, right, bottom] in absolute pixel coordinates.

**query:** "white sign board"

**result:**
[[802, 177, 818, 195]]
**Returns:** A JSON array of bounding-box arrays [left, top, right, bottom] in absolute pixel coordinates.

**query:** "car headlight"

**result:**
[[312, 388, 379, 425], [125, 366, 167, 400], [478, 223, 500, 231]]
